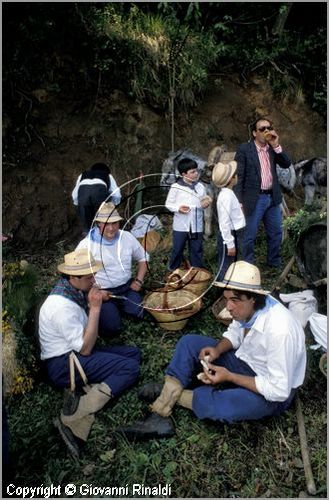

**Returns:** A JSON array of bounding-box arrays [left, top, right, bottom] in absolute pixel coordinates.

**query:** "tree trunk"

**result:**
[[272, 3, 293, 37]]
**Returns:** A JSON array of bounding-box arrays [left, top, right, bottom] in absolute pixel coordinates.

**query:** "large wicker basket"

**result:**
[[212, 295, 233, 326], [166, 267, 213, 297], [144, 287, 202, 331]]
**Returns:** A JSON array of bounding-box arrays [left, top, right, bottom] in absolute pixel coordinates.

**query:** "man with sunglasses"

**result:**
[[233, 117, 291, 268]]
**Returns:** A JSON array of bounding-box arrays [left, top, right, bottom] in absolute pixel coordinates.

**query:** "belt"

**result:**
[[260, 189, 272, 195]]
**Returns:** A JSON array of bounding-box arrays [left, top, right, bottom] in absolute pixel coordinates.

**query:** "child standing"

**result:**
[[212, 161, 245, 280], [165, 158, 212, 271]]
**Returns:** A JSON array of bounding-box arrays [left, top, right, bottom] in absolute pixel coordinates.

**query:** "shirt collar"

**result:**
[[255, 141, 269, 153]]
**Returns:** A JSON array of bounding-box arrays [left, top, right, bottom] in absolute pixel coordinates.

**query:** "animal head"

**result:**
[[160, 149, 207, 187]]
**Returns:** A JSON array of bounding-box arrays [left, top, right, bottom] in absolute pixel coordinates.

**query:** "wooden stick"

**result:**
[[295, 394, 317, 495], [271, 255, 295, 292]]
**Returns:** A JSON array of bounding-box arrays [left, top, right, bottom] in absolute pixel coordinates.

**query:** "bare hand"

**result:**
[[202, 364, 231, 385], [227, 247, 236, 257], [130, 280, 142, 292], [264, 129, 279, 148], [88, 286, 104, 308], [199, 346, 220, 363], [179, 205, 191, 214]]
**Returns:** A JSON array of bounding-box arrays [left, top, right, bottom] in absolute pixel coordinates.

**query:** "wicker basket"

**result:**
[[212, 295, 233, 326], [138, 230, 161, 253], [144, 287, 202, 331], [166, 267, 213, 297]]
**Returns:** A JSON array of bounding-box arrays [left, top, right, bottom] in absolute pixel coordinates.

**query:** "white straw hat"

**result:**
[[212, 160, 237, 188], [94, 202, 123, 223], [215, 261, 270, 295], [57, 249, 102, 276]]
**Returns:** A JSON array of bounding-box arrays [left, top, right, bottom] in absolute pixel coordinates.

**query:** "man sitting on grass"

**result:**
[[38, 249, 141, 458], [117, 261, 306, 440]]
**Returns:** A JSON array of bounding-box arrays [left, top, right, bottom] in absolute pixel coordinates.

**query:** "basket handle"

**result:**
[[162, 289, 170, 310]]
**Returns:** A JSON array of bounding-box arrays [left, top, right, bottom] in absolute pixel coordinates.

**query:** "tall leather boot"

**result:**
[[150, 375, 183, 417], [60, 382, 112, 441]]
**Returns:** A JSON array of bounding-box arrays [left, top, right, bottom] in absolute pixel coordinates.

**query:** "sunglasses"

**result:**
[[257, 126, 273, 132]]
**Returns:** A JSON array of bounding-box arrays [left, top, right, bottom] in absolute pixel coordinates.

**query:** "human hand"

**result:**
[[88, 286, 104, 309], [264, 129, 279, 148], [227, 247, 236, 257], [200, 196, 213, 209], [130, 280, 142, 292], [201, 364, 231, 385], [199, 346, 220, 363], [179, 205, 191, 214]]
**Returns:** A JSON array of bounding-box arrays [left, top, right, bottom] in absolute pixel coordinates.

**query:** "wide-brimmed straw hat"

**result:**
[[212, 160, 237, 188], [215, 261, 270, 295], [57, 249, 102, 276], [94, 202, 123, 223]]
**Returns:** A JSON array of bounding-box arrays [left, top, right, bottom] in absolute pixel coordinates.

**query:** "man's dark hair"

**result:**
[[90, 162, 110, 174], [177, 158, 198, 175], [251, 117, 272, 133], [233, 290, 267, 310]]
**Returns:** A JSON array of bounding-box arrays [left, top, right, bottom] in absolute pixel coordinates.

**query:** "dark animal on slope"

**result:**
[[277, 157, 327, 205]]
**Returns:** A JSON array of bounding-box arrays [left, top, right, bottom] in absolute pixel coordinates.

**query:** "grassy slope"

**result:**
[[4, 233, 327, 498]]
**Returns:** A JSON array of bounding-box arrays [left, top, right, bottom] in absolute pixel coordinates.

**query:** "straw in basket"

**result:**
[[144, 287, 202, 331], [166, 267, 213, 297]]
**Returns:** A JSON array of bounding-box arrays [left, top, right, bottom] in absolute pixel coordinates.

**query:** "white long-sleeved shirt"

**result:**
[[165, 181, 206, 233], [216, 188, 245, 248], [223, 298, 306, 401], [39, 295, 86, 360], [76, 229, 149, 289], [71, 173, 122, 206]]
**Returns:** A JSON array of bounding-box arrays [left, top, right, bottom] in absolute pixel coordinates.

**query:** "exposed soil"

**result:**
[[3, 75, 326, 249]]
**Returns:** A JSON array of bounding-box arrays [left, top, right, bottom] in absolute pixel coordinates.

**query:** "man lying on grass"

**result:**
[[117, 261, 306, 440], [38, 249, 141, 458]]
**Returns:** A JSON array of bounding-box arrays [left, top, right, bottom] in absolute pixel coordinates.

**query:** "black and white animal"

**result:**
[[277, 157, 327, 205]]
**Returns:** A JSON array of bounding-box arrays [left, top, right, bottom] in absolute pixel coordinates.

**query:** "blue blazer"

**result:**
[[233, 141, 291, 216]]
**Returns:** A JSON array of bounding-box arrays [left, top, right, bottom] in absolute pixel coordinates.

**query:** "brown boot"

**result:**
[[150, 375, 183, 417], [61, 383, 112, 441]]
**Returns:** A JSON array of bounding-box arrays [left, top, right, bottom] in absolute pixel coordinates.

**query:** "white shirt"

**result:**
[[39, 295, 86, 360], [76, 229, 149, 289], [216, 188, 246, 248], [165, 181, 206, 232], [71, 173, 122, 206], [223, 298, 306, 401]]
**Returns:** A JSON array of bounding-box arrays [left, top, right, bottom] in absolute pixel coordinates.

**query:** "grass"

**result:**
[[3, 231, 327, 498]]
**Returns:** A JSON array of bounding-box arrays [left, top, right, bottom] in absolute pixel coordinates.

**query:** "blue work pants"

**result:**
[[166, 334, 296, 424], [169, 231, 203, 270]]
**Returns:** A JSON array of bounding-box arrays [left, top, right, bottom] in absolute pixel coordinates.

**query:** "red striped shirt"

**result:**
[[256, 143, 273, 189]]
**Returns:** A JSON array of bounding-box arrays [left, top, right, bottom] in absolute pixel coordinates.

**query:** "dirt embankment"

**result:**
[[3, 75, 326, 249]]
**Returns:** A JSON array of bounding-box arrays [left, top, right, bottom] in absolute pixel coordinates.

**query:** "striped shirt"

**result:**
[[255, 142, 282, 190]]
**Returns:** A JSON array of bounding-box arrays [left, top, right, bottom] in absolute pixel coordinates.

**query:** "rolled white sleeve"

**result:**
[[217, 194, 235, 248], [71, 174, 82, 205], [109, 174, 122, 205], [165, 185, 180, 213]]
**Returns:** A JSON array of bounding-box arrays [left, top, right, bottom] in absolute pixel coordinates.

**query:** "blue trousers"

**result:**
[[166, 334, 296, 424], [243, 194, 282, 267], [217, 228, 244, 281], [99, 280, 144, 336], [169, 231, 203, 270], [46, 345, 141, 397]]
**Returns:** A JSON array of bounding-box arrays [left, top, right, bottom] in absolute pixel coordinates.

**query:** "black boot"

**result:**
[[116, 413, 175, 441], [138, 382, 163, 402], [53, 418, 82, 460]]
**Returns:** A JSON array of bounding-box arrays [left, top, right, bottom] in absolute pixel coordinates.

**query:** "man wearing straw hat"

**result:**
[[117, 261, 306, 440], [38, 248, 141, 457], [76, 201, 149, 336]]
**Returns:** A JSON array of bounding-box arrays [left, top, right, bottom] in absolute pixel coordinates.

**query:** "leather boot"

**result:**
[[116, 413, 175, 441], [150, 375, 183, 417], [138, 382, 163, 402], [60, 382, 112, 441]]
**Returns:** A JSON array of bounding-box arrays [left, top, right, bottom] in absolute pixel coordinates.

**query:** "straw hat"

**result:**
[[212, 161, 237, 188], [57, 249, 102, 276], [215, 261, 270, 295], [94, 202, 123, 223]]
